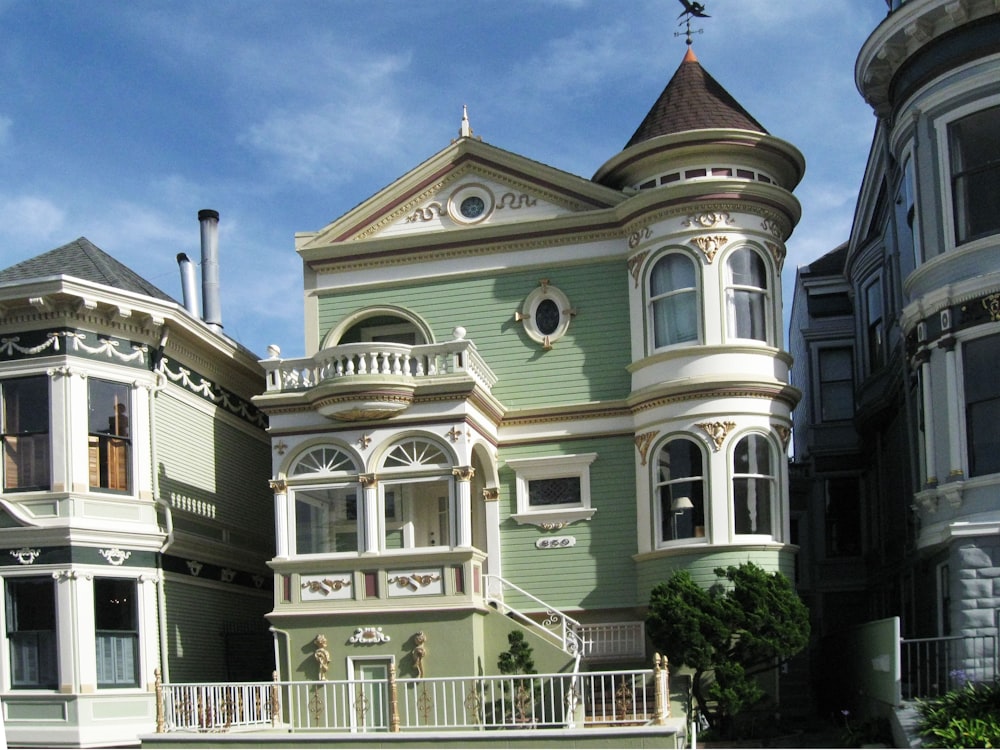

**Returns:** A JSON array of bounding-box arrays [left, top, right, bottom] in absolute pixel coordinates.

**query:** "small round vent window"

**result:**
[[448, 184, 494, 224], [516, 280, 575, 349]]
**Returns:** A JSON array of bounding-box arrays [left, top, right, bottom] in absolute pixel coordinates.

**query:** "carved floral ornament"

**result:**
[[984, 293, 1000, 322], [99, 547, 131, 566], [691, 235, 729, 264], [302, 577, 351, 596], [682, 211, 735, 229], [10, 547, 41, 565], [389, 572, 441, 591], [350, 626, 391, 644], [696, 421, 737, 451], [628, 251, 649, 288], [634, 431, 659, 466]]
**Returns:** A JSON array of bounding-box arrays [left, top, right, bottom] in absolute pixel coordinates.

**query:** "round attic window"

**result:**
[[448, 184, 494, 224]]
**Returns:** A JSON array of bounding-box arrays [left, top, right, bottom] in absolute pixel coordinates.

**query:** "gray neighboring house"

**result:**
[[0, 232, 273, 747]]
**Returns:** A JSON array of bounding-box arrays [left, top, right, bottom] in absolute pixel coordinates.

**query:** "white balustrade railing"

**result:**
[[580, 622, 646, 661], [157, 666, 670, 734], [261, 339, 497, 394]]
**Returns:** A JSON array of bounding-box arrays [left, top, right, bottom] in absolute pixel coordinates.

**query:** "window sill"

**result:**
[[511, 508, 596, 529]]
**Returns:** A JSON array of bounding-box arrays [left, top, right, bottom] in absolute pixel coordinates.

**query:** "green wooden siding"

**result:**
[[163, 578, 272, 682], [635, 547, 796, 606], [154, 391, 271, 549], [498, 436, 637, 612], [316, 261, 631, 409]]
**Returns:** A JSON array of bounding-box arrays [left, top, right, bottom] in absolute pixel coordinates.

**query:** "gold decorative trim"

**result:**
[[301, 577, 351, 596], [482, 487, 500, 502], [268, 479, 288, 494], [312, 634, 330, 681], [388, 573, 441, 590], [773, 424, 791, 450], [627, 226, 653, 249], [765, 240, 784, 269], [357, 433, 372, 449], [983, 293, 1000, 322], [453, 466, 475, 482], [628, 250, 649, 288], [404, 202, 446, 223], [359, 473, 378, 489], [691, 235, 728, 263], [696, 421, 737, 451], [682, 211, 735, 229], [634, 431, 659, 466]]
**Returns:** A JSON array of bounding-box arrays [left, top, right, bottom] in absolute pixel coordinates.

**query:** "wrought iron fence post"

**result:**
[[389, 662, 400, 732], [154, 667, 165, 733]]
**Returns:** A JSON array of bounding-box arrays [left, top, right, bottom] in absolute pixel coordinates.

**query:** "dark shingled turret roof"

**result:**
[[625, 47, 768, 148], [0, 237, 176, 302]]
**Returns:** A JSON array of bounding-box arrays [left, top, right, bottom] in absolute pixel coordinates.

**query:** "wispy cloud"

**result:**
[[0, 195, 66, 246]]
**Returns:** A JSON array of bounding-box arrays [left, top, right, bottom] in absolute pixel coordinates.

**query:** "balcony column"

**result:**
[[360, 474, 380, 553], [483, 487, 502, 587], [452, 467, 474, 548], [914, 348, 936, 487], [938, 334, 964, 480], [270, 480, 288, 558]]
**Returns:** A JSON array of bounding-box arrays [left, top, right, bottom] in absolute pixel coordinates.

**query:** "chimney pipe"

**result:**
[[176, 253, 200, 318], [198, 209, 222, 332]]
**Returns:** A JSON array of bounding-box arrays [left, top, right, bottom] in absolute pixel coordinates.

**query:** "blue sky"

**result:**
[[0, 0, 887, 359]]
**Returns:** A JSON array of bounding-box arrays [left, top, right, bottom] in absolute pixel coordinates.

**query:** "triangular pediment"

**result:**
[[298, 138, 625, 252]]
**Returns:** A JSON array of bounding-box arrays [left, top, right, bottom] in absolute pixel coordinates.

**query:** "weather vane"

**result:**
[[675, 0, 709, 45]]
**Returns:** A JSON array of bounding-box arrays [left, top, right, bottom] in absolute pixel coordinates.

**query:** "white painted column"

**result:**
[[270, 480, 288, 559], [917, 349, 937, 486], [132, 384, 154, 501], [940, 336, 964, 479], [452, 467, 474, 548], [360, 474, 380, 554], [483, 487, 502, 590], [137, 574, 160, 690], [53, 571, 83, 694]]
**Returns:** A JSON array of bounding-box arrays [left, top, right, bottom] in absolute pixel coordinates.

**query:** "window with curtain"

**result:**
[[964, 334, 1000, 477], [5, 577, 58, 688], [725, 248, 769, 342], [649, 253, 698, 348], [1, 376, 50, 491], [732, 434, 774, 536], [94, 578, 139, 687], [88, 379, 130, 492], [655, 438, 706, 545], [950, 104, 1000, 245]]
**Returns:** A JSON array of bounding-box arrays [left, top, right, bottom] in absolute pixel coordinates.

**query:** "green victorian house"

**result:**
[[254, 45, 804, 727]]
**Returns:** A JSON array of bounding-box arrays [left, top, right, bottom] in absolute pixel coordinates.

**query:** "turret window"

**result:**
[[732, 434, 775, 537], [950, 104, 1000, 245], [654, 438, 706, 546], [725, 248, 770, 343], [1, 376, 50, 492], [649, 253, 699, 349], [88, 379, 131, 493]]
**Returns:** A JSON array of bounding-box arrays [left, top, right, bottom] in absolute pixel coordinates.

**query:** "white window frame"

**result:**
[[648, 251, 700, 352], [507, 453, 597, 526], [730, 433, 778, 540], [723, 246, 772, 344]]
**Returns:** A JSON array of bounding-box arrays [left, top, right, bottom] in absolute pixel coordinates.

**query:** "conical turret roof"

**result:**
[[625, 46, 767, 148]]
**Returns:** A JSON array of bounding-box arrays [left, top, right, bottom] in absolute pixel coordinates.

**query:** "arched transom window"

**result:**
[[379, 437, 454, 549], [290, 445, 360, 556]]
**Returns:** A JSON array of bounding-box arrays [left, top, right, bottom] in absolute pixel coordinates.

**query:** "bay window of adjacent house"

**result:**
[[725, 248, 769, 342], [655, 437, 706, 545], [950, 104, 1000, 245], [732, 434, 775, 536], [818, 347, 854, 421], [88, 379, 130, 492], [864, 277, 884, 372], [94, 578, 139, 687], [1, 376, 50, 491], [963, 334, 1000, 477], [379, 438, 453, 549], [649, 253, 699, 349], [5, 577, 57, 689]]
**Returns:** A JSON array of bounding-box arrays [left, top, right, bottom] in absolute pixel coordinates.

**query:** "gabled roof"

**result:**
[[625, 47, 767, 148], [0, 237, 176, 302]]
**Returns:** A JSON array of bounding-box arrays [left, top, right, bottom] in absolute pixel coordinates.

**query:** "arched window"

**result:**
[[289, 445, 361, 556], [378, 437, 454, 549], [732, 434, 775, 536], [725, 248, 769, 342], [649, 254, 698, 349], [654, 438, 706, 545]]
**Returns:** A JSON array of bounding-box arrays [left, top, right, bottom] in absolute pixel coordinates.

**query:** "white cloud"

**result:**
[[0, 195, 66, 244]]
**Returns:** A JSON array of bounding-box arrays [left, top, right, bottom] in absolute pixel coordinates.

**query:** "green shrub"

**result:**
[[916, 680, 1000, 748]]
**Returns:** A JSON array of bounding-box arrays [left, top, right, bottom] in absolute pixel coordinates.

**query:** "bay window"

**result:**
[[733, 434, 775, 536], [2, 376, 50, 491], [950, 104, 1000, 245], [88, 378, 130, 492], [649, 253, 698, 349], [726, 248, 769, 342], [655, 438, 706, 545]]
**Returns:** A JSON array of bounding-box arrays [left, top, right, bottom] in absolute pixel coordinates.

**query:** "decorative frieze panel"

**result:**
[[301, 576, 353, 601], [387, 569, 443, 596]]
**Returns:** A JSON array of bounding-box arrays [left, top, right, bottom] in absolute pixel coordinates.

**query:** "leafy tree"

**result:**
[[497, 630, 536, 676], [646, 562, 809, 738]]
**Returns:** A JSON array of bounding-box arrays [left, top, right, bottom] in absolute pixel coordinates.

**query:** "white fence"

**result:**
[[156, 662, 669, 734]]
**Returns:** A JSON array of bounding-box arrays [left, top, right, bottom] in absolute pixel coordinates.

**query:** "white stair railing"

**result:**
[[483, 574, 585, 657]]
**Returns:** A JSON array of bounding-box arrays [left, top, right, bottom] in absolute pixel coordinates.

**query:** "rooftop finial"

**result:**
[[459, 104, 473, 139], [675, 0, 708, 46]]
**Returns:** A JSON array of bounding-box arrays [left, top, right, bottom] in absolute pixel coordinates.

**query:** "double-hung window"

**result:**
[[950, 104, 1000, 245], [817, 347, 854, 422], [649, 253, 698, 348], [725, 248, 769, 342], [1, 376, 50, 491], [655, 438, 706, 545], [963, 334, 1000, 477], [94, 578, 139, 687], [732, 434, 775, 537], [88, 379, 131, 492], [5, 577, 58, 689]]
